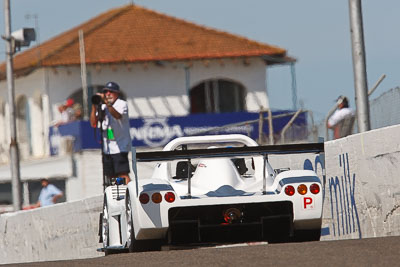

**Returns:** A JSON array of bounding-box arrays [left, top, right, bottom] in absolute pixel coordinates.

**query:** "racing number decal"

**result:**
[[303, 197, 314, 210]]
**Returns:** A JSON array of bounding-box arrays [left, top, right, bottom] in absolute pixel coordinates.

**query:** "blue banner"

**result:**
[[49, 111, 307, 155]]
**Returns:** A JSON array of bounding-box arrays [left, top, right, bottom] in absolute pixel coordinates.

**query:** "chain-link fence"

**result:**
[[370, 86, 400, 129]]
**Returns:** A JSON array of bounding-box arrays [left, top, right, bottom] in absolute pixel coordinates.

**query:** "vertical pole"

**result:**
[[348, 0, 370, 132], [290, 63, 298, 110], [4, 0, 22, 211], [22, 181, 29, 207], [131, 147, 138, 196], [258, 109, 264, 145], [267, 109, 274, 145], [79, 30, 89, 120], [213, 80, 219, 113], [184, 66, 191, 112], [262, 154, 267, 194], [187, 159, 191, 198]]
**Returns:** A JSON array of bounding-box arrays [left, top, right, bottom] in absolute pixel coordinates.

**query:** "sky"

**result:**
[[1, 0, 399, 122]]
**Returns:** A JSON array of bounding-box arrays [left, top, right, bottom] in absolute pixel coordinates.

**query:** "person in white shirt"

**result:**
[[55, 98, 75, 126], [90, 82, 131, 184], [34, 179, 63, 207], [327, 96, 355, 139]]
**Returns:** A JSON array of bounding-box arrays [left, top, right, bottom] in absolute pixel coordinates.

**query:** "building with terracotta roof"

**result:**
[[0, 4, 296, 205]]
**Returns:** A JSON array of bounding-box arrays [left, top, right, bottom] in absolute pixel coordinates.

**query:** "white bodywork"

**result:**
[[101, 134, 323, 252]]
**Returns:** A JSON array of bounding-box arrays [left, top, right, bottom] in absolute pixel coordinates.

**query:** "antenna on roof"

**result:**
[[130, 0, 135, 5]]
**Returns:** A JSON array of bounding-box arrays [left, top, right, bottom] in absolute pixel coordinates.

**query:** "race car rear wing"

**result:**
[[131, 142, 324, 197], [135, 142, 324, 162]]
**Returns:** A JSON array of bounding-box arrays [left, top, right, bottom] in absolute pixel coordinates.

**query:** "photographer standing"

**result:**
[[90, 82, 131, 184]]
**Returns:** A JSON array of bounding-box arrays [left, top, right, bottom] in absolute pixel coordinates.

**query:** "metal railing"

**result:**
[[187, 110, 307, 145]]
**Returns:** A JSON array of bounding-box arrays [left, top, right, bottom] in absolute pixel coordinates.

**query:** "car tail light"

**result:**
[[164, 192, 176, 203], [297, 184, 307, 195], [310, 183, 320, 194], [152, 192, 162, 203], [139, 193, 149, 204], [285, 185, 295, 196]]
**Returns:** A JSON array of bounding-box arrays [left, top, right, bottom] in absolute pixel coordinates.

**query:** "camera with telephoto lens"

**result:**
[[91, 95, 102, 105]]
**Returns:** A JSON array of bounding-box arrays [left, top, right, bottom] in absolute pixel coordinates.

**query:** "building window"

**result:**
[[0, 182, 12, 206], [28, 179, 66, 204], [190, 79, 246, 114], [0, 179, 66, 211]]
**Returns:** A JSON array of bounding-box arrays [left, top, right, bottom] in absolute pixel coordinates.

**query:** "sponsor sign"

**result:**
[[49, 111, 307, 155]]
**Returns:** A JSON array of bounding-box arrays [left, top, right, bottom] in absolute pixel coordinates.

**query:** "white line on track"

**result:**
[[205, 241, 269, 249]]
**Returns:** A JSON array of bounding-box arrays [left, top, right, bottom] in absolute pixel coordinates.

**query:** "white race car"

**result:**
[[100, 134, 324, 254]]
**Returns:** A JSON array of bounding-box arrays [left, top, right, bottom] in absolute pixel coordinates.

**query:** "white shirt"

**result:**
[[38, 184, 62, 207], [60, 107, 74, 123], [328, 107, 355, 127], [100, 98, 132, 154]]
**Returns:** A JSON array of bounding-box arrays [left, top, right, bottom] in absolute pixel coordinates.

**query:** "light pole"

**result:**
[[348, 0, 370, 132], [3, 0, 36, 211], [3, 0, 22, 211]]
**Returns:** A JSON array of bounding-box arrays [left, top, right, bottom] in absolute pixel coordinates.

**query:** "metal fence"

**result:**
[[370, 86, 400, 129]]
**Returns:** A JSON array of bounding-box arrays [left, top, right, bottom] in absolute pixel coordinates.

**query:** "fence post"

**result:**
[[267, 109, 274, 145], [280, 109, 302, 144], [258, 108, 264, 144]]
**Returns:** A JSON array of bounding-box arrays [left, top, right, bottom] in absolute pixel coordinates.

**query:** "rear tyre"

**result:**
[[102, 198, 109, 250], [102, 198, 113, 256], [102, 197, 120, 256], [126, 192, 145, 252]]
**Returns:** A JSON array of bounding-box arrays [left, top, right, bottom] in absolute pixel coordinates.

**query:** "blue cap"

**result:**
[[103, 81, 120, 93]]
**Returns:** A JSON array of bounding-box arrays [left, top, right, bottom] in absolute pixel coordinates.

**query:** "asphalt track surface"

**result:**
[[6, 236, 400, 267]]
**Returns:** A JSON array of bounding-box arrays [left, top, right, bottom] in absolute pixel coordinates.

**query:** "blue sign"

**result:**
[[49, 111, 307, 155]]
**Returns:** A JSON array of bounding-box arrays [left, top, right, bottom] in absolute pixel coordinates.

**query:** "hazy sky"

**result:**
[[1, 0, 399, 121]]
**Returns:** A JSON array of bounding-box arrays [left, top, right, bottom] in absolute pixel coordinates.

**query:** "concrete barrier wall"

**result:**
[[269, 124, 400, 240], [1, 124, 400, 263], [0, 195, 102, 265], [322, 124, 400, 240]]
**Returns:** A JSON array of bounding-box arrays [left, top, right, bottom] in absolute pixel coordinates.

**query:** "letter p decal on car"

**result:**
[[303, 197, 314, 210]]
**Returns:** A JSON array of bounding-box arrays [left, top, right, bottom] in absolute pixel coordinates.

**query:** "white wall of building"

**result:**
[[43, 58, 267, 99], [0, 57, 269, 164]]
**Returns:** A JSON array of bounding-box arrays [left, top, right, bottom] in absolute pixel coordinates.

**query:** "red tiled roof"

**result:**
[[0, 5, 291, 79]]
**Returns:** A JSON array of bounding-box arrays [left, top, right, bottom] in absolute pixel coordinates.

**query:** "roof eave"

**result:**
[[0, 53, 296, 81], [261, 54, 297, 65]]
